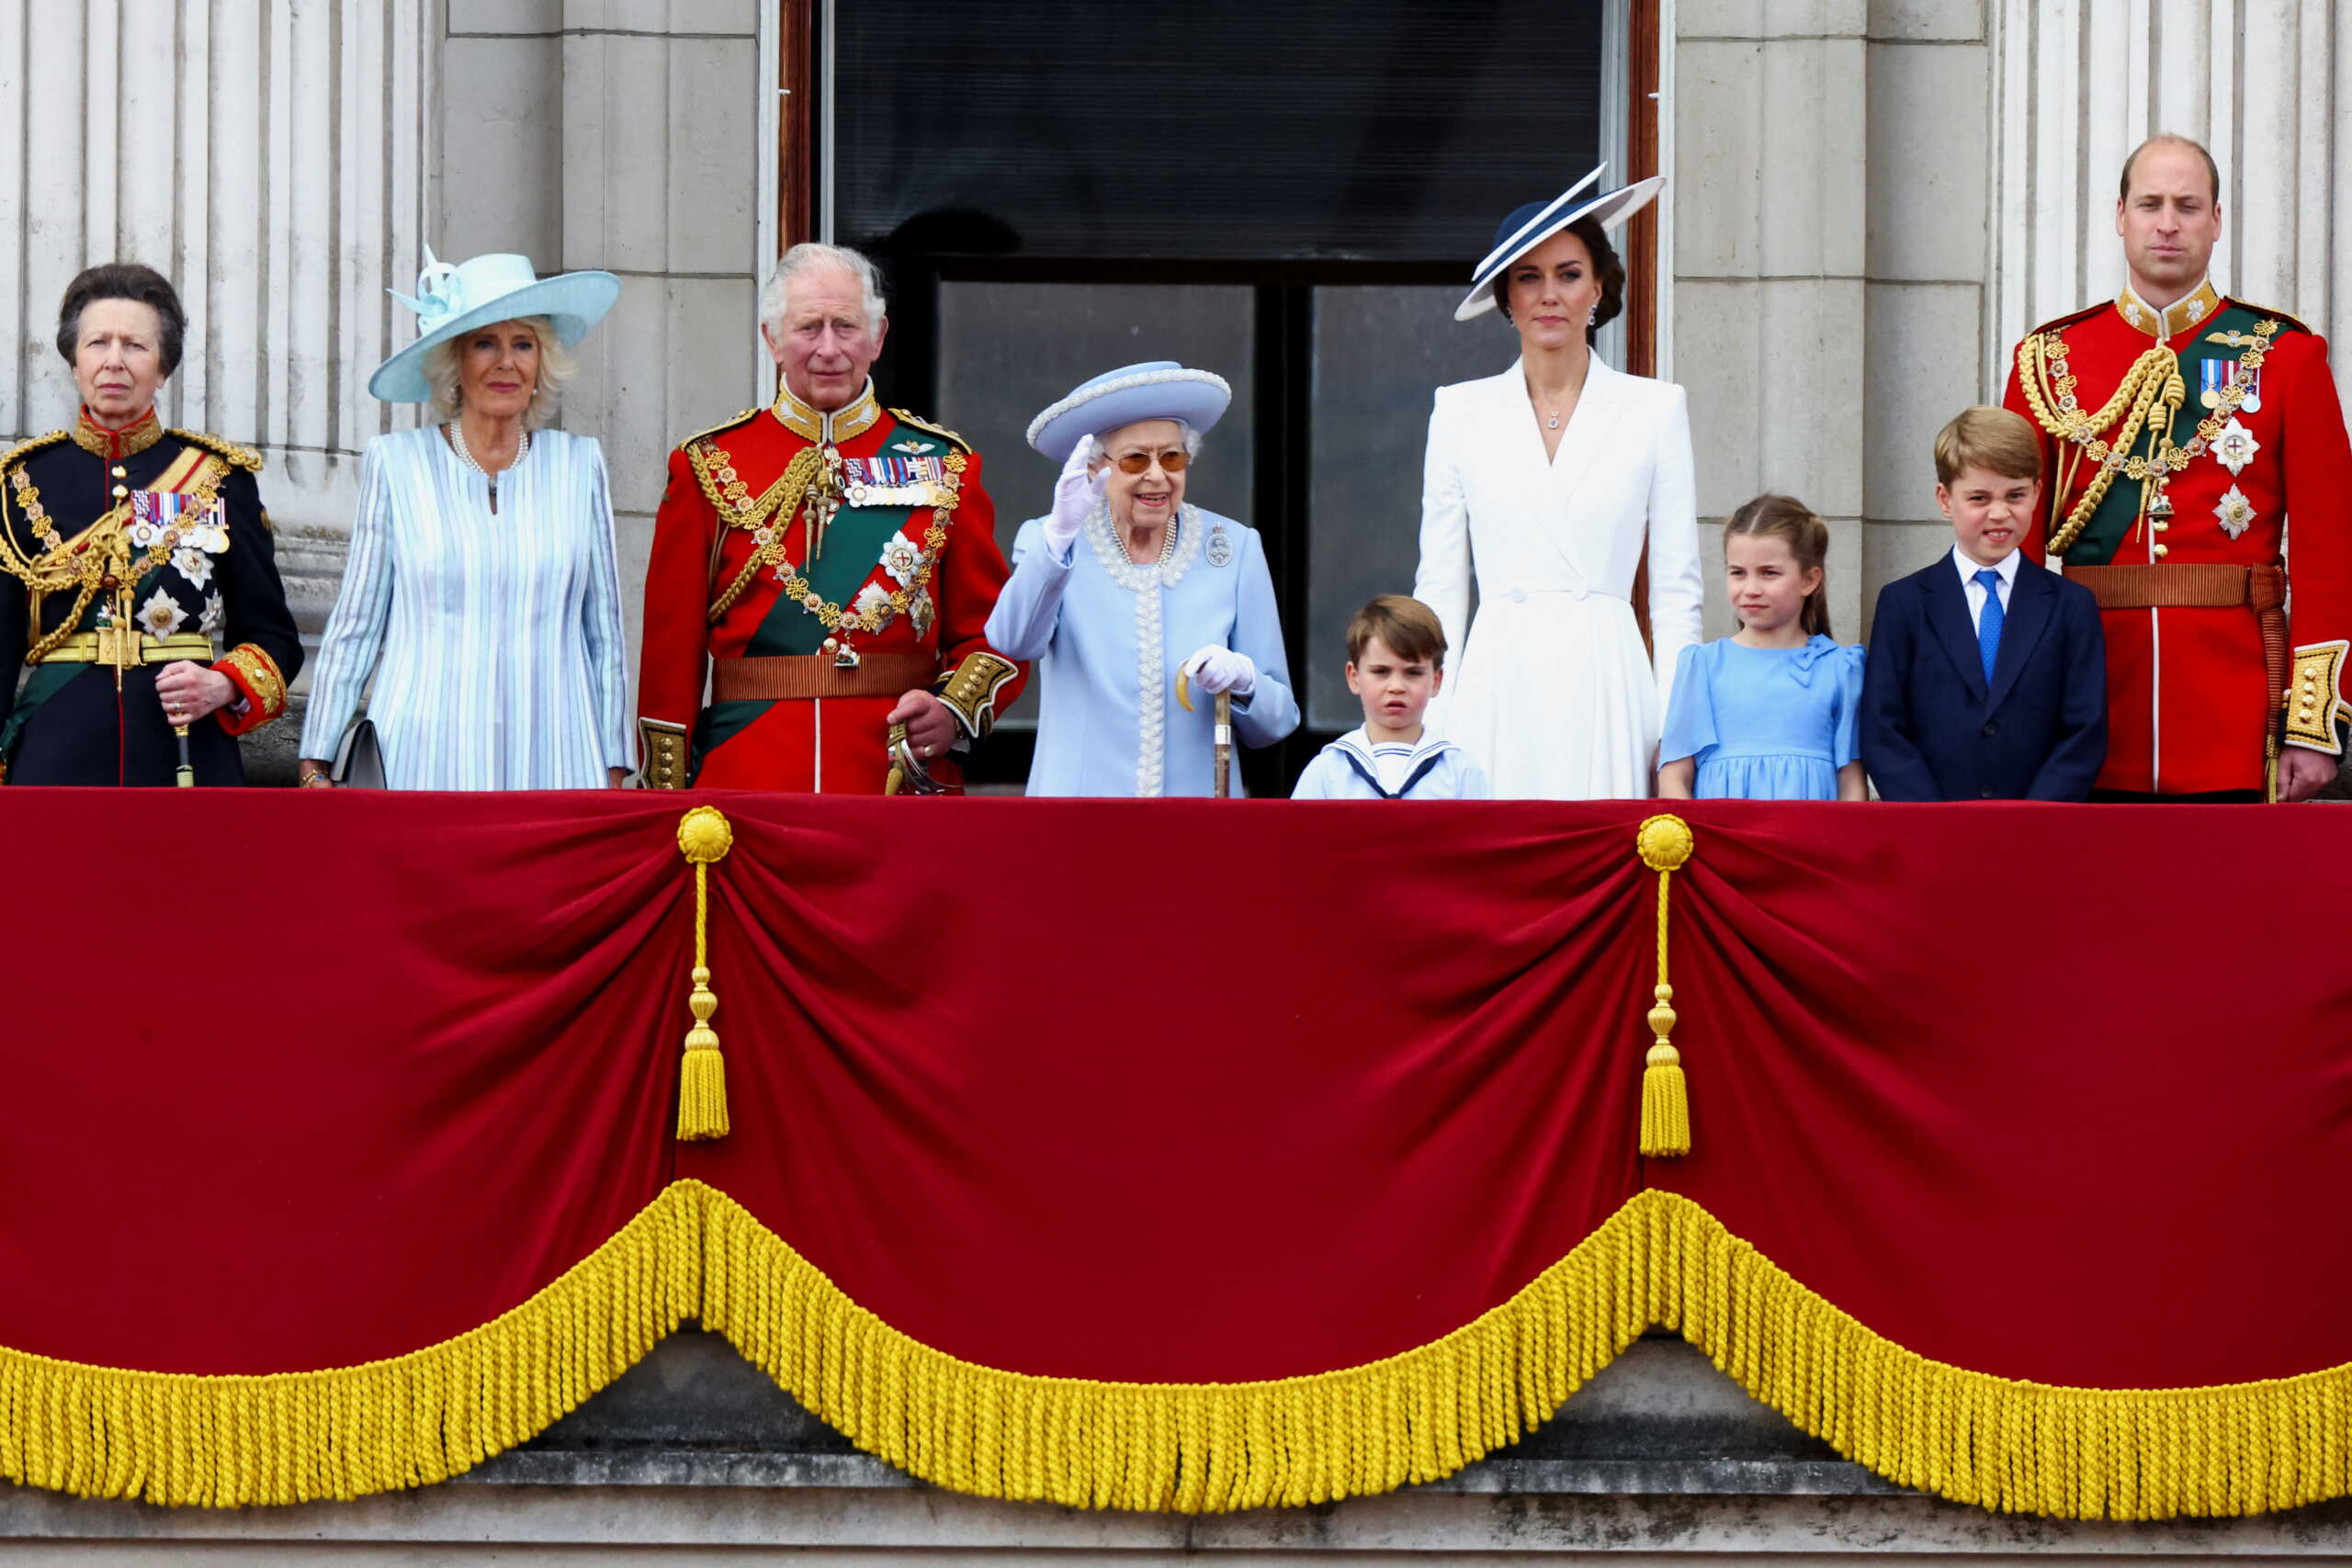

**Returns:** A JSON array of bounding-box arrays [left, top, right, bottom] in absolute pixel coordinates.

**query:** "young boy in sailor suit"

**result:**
[[1293, 595, 1491, 799]]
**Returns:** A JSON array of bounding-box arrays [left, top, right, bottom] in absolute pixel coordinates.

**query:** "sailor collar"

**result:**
[[72, 405, 164, 460], [2114, 276, 2222, 341], [771, 378, 882, 445]]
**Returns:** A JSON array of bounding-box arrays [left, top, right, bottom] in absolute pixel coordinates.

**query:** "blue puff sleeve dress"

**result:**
[[1657, 634, 1864, 800]]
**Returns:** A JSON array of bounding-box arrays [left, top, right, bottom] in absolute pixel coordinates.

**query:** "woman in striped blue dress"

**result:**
[[298, 252, 630, 790]]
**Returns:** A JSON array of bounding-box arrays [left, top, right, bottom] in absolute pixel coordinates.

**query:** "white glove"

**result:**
[[1182, 645, 1257, 698], [1044, 434, 1106, 558]]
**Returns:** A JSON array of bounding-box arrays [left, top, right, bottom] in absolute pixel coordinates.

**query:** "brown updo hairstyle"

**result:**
[[1724, 493, 1833, 638], [1490, 216, 1627, 346], [55, 263, 187, 378]]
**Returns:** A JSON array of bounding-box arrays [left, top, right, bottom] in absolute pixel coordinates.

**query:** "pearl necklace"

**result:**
[[447, 420, 528, 487]]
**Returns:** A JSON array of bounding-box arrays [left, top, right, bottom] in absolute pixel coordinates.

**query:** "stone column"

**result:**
[[1671, 0, 1871, 638], [0, 0, 436, 561], [445, 0, 770, 668], [1989, 0, 2352, 362]]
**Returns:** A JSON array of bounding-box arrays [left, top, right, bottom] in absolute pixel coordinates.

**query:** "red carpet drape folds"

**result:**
[[0, 790, 2347, 1517]]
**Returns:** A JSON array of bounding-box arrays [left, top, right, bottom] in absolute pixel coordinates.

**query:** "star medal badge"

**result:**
[[1205, 523, 1233, 568]]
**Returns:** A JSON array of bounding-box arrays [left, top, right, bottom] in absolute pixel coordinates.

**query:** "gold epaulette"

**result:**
[[167, 428, 264, 473], [2228, 299, 2312, 335], [676, 409, 760, 453], [889, 410, 973, 454], [2026, 302, 2107, 340], [0, 430, 70, 473]]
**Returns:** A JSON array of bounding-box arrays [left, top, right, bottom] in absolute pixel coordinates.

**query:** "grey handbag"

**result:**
[[330, 713, 387, 788]]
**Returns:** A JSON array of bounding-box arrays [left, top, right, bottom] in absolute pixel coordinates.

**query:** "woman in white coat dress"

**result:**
[[1413, 169, 1703, 799]]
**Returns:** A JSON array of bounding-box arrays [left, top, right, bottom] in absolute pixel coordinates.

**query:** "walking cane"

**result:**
[[172, 721, 194, 787], [1174, 673, 1234, 799]]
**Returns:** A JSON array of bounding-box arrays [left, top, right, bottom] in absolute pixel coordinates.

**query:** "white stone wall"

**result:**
[[0, 0, 438, 646], [1990, 0, 2352, 366], [1671, 0, 1993, 642], [1671, 0, 2352, 642]]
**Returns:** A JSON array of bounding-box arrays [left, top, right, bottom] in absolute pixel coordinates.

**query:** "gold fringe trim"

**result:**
[[1640, 1189, 2352, 1519], [0, 1181, 703, 1507], [697, 1182, 1653, 1512], [9, 1182, 2352, 1518]]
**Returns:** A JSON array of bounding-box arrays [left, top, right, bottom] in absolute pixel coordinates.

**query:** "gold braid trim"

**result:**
[[702, 446, 829, 622], [164, 430, 264, 474], [2014, 336, 2181, 554], [0, 1181, 702, 1507], [10, 1180, 2352, 1517]]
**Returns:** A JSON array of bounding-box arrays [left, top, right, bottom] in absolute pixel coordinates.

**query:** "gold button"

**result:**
[[111, 484, 128, 498], [2154, 544, 2169, 558], [109, 465, 125, 478]]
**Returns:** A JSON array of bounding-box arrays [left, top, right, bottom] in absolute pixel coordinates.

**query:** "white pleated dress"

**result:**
[[1412, 358, 1704, 800], [300, 425, 632, 790]]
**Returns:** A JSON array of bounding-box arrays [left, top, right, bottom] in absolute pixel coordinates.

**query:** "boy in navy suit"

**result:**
[[1861, 407, 2107, 800]]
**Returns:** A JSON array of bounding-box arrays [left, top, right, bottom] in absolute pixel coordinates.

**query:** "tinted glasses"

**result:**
[[1109, 448, 1191, 475]]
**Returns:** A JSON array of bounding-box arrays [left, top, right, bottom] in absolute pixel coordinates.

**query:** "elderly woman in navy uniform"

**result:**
[[986, 361, 1298, 795], [0, 264, 301, 784], [1413, 168, 1702, 799]]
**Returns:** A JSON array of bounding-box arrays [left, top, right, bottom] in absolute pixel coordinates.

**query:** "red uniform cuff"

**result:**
[[212, 645, 288, 736]]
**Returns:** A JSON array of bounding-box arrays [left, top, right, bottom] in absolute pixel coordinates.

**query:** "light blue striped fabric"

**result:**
[[299, 425, 632, 789]]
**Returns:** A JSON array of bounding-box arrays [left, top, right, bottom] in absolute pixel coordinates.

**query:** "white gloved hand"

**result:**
[[1044, 434, 1106, 558], [1182, 645, 1257, 698]]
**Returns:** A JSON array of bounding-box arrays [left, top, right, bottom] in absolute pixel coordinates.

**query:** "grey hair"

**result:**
[[423, 316, 575, 429], [760, 243, 888, 340]]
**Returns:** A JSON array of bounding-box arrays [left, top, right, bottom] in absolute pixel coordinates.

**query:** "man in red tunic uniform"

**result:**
[[2003, 134, 2352, 800], [638, 243, 1024, 791]]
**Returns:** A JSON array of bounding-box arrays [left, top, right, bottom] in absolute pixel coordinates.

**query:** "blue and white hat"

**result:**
[[1454, 164, 1666, 322], [1026, 361, 1233, 462], [368, 247, 622, 402]]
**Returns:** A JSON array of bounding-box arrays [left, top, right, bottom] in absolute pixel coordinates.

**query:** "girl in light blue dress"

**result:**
[[1657, 494, 1866, 801]]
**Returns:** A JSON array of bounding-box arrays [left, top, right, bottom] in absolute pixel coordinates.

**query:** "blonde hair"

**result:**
[[1933, 405, 2041, 487], [1724, 493, 1833, 638], [423, 315, 574, 429]]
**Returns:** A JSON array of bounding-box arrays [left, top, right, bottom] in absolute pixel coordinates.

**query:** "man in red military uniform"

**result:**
[[638, 243, 1024, 792], [2003, 134, 2352, 800]]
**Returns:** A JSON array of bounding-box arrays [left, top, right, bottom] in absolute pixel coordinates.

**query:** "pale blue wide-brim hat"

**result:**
[[1026, 361, 1233, 462], [1454, 164, 1667, 322], [368, 246, 622, 402]]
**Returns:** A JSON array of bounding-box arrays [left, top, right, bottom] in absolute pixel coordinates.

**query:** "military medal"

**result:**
[[1205, 524, 1233, 568], [2211, 417, 2260, 476]]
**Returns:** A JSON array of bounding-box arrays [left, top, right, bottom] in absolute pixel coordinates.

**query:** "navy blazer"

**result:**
[[1860, 552, 2108, 801]]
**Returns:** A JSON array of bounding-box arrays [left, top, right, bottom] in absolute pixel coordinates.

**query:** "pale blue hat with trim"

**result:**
[[1454, 164, 1666, 322], [1026, 361, 1233, 462], [368, 246, 622, 402]]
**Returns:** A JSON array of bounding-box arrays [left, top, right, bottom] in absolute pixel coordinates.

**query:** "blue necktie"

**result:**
[[1973, 568, 2004, 686]]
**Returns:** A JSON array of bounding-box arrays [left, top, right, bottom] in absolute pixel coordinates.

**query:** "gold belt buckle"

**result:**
[[94, 625, 133, 671]]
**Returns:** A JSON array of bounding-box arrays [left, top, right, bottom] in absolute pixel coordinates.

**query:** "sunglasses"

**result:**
[[1107, 449, 1190, 475]]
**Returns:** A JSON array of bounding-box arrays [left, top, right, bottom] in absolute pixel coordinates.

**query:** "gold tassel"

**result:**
[[674, 807, 735, 1141], [1635, 815, 1694, 1156]]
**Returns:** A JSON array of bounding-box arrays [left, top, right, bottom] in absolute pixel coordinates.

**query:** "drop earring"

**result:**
[[1588, 305, 1599, 327]]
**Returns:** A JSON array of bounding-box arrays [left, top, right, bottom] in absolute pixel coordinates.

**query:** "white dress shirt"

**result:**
[[1952, 545, 2019, 634]]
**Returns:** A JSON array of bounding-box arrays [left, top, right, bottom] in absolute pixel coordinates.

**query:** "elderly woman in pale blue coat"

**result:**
[[986, 362, 1298, 796], [298, 250, 631, 789]]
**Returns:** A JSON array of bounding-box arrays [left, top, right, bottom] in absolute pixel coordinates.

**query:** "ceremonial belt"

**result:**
[[709, 650, 937, 702], [33, 630, 215, 668], [2067, 562, 2290, 723]]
